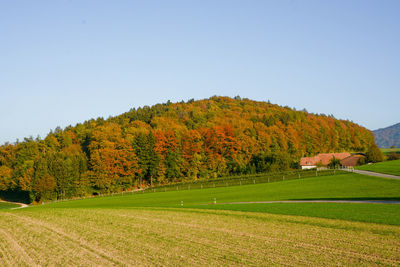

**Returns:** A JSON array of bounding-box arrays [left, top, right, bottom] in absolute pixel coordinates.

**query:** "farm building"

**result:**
[[340, 154, 366, 167], [300, 152, 351, 169]]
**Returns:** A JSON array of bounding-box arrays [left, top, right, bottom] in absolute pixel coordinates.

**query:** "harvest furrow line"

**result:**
[[42, 211, 249, 266], [5, 212, 127, 266], [92, 211, 344, 265], [91, 210, 302, 265], [0, 239, 14, 267], [0, 212, 83, 265], [36, 209, 315, 266], [161, 208, 400, 251], [2, 207, 399, 266], [0, 228, 38, 267], [41, 215, 163, 266], [108, 209, 400, 265]]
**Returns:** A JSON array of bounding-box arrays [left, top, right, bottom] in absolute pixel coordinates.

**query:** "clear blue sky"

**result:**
[[1, 0, 399, 144]]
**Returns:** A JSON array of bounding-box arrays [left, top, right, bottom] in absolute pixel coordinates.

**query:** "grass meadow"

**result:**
[[381, 148, 400, 154], [0, 202, 19, 210], [37, 172, 400, 225], [357, 159, 400, 176], [1, 172, 400, 266]]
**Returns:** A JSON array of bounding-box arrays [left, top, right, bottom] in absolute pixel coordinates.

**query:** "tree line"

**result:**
[[0, 96, 376, 203]]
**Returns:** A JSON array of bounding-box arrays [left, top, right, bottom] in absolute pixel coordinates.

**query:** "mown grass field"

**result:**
[[381, 148, 400, 154], [357, 159, 400, 176], [141, 169, 338, 193], [37, 172, 400, 225], [1, 172, 400, 266], [199, 202, 400, 225], [0, 202, 19, 210]]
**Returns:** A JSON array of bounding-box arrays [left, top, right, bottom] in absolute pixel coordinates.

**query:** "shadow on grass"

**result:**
[[0, 190, 31, 204]]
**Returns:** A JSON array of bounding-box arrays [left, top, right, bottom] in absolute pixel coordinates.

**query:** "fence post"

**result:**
[[214, 198, 216, 204], [298, 173, 300, 179], [240, 180, 242, 186], [201, 184, 203, 189], [181, 201, 183, 207], [253, 180, 255, 184]]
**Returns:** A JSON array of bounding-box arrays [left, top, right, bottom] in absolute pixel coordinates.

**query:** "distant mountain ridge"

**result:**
[[373, 123, 400, 148]]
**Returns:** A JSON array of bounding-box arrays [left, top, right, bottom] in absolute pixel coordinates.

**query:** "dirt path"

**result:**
[[201, 200, 400, 205], [0, 200, 29, 209], [345, 169, 400, 180]]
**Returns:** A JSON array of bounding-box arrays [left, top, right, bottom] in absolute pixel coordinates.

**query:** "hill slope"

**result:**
[[373, 123, 400, 148], [0, 96, 375, 202]]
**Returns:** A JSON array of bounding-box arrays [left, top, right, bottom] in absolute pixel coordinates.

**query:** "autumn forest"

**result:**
[[0, 96, 376, 203]]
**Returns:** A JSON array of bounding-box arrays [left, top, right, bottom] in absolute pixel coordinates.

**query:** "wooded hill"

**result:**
[[373, 123, 400, 148], [0, 96, 376, 203]]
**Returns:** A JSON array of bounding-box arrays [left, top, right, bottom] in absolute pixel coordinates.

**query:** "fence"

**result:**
[[42, 168, 346, 204], [135, 168, 345, 194]]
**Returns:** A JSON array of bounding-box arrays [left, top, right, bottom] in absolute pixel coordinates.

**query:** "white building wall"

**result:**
[[301, 165, 317, 170]]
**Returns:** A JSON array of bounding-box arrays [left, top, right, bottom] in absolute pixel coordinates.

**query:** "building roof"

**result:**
[[300, 152, 351, 166], [340, 154, 365, 167]]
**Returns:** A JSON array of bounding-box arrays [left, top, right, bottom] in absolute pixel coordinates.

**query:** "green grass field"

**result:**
[[381, 148, 400, 154], [1, 172, 400, 265], [357, 159, 400, 176], [198, 202, 400, 225], [32, 172, 400, 225], [0, 202, 19, 209], [140, 169, 338, 193]]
